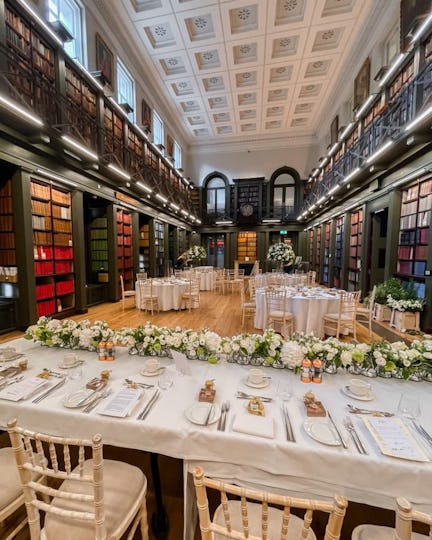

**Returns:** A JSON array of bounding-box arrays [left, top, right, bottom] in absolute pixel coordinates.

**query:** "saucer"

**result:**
[[342, 386, 374, 401], [185, 403, 221, 425], [58, 359, 82, 369], [244, 377, 270, 389], [140, 367, 165, 377]]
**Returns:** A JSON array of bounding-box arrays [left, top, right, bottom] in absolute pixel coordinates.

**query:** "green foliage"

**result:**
[[375, 278, 404, 305]]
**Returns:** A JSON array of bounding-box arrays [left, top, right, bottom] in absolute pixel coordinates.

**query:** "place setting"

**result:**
[[341, 378, 374, 401], [62, 374, 110, 409], [185, 379, 221, 427], [301, 392, 348, 449], [140, 358, 167, 378]]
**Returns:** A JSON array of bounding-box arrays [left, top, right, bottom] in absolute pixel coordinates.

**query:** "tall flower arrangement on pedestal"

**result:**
[[267, 242, 295, 267], [187, 245, 207, 262]]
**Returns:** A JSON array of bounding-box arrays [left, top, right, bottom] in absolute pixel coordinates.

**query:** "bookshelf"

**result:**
[[127, 128, 144, 175], [104, 103, 125, 164], [308, 229, 314, 266], [334, 215, 345, 288], [314, 226, 321, 280], [397, 178, 431, 298], [0, 179, 18, 290], [65, 62, 97, 148], [139, 222, 150, 274], [235, 179, 262, 223], [31, 178, 75, 317], [116, 209, 133, 291], [89, 217, 109, 278], [322, 222, 331, 285], [5, 2, 55, 113], [155, 221, 165, 277], [237, 232, 257, 262], [348, 209, 363, 291]]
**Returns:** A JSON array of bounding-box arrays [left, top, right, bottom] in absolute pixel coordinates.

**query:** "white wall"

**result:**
[[188, 144, 317, 185]]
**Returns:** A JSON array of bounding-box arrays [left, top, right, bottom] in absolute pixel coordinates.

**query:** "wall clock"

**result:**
[[240, 203, 254, 217]]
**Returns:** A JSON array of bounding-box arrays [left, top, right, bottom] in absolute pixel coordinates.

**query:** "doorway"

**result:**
[[206, 234, 225, 267], [367, 207, 388, 292]]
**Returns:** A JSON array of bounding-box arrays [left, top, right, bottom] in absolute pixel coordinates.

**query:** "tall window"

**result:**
[[272, 173, 295, 219], [117, 59, 135, 122], [48, 0, 84, 63], [173, 140, 182, 169], [206, 177, 226, 215], [153, 110, 164, 147]]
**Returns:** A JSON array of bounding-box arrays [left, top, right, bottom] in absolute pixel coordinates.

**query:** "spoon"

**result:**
[[125, 378, 154, 389], [347, 403, 394, 417], [222, 400, 230, 431], [217, 402, 227, 431]]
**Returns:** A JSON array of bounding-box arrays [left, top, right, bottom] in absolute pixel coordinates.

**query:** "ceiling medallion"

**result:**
[[154, 25, 167, 37], [209, 77, 220, 84], [186, 101, 195, 105], [284, 0, 298, 10], [242, 72, 251, 79], [202, 52, 214, 61], [215, 97, 223, 102], [237, 8, 251, 20], [313, 61, 323, 68], [239, 45, 252, 54], [167, 58, 178, 66], [194, 17, 208, 29], [279, 38, 291, 47], [178, 82, 188, 88], [276, 67, 286, 73], [321, 30, 335, 40]]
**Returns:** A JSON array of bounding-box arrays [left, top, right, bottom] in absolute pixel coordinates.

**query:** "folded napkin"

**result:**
[[232, 411, 275, 439]]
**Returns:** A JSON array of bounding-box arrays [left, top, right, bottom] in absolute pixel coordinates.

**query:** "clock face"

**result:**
[[240, 203, 254, 217]]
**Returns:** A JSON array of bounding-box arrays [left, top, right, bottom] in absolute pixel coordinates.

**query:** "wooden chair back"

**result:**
[[193, 466, 347, 540], [265, 288, 287, 322], [395, 498, 432, 540], [7, 419, 106, 540]]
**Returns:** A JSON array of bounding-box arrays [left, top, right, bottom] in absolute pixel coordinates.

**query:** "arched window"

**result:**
[[203, 172, 229, 218], [270, 167, 300, 219]]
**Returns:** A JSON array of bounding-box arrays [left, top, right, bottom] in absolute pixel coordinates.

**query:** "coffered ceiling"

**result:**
[[113, 0, 385, 145]]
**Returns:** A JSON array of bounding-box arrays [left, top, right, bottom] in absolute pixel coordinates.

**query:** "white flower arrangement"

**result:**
[[386, 295, 424, 312], [24, 318, 432, 379], [267, 242, 295, 264], [187, 245, 207, 261]]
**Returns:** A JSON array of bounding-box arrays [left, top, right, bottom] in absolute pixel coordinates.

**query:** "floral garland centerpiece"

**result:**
[[187, 245, 207, 262], [267, 242, 295, 270], [386, 295, 424, 312]]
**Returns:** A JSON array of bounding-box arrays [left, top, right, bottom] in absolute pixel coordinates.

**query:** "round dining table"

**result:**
[[254, 287, 341, 336], [135, 279, 190, 311]]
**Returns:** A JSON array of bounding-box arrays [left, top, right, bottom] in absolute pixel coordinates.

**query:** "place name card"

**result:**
[[0, 377, 49, 401], [99, 388, 142, 418], [364, 417, 429, 462]]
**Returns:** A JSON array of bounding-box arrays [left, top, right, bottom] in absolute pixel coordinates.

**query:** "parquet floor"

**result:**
[[0, 290, 401, 539]]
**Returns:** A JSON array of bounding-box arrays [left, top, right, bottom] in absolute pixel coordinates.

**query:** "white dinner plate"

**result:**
[[1, 352, 24, 362], [303, 418, 341, 446], [243, 377, 270, 389], [185, 403, 221, 425], [62, 389, 96, 408], [341, 386, 374, 401], [140, 367, 166, 377]]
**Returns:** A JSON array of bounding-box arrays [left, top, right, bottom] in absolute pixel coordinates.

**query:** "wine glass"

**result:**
[[397, 393, 420, 420], [276, 379, 293, 402], [158, 371, 174, 390]]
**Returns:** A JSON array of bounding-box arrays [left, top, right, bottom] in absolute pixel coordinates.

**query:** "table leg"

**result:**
[[150, 452, 169, 539]]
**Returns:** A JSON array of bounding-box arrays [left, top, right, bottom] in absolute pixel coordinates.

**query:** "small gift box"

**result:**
[[198, 380, 216, 403]]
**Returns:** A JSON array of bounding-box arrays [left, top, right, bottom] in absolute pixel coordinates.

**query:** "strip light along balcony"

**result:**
[[404, 105, 432, 132], [108, 97, 128, 119], [156, 194, 168, 204], [170, 203, 180, 211], [328, 184, 340, 195], [262, 219, 281, 223], [136, 181, 152, 193], [355, 94, 378, 119], [339, 122, 355, 141], [215, 220, 233, 225], [0, 95, 44, 126], [342, 167, 361, 184], [379, 53, 407, 88], [365, 140, 394, 164], [35, 168, 77, 187], [61, 135, 98, 161], [107, 163, 131, 181], [412, 11, 432, 42]]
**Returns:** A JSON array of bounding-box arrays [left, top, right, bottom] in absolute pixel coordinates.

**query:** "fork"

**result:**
[[125, 378, 154, 389], [236, 391, 272, 402], [217, 402, 226, 431], [347, 403, 394, 417], [344, 416, 367, 454], [82, 388, 112, 413], [222, 400, 230, 431]]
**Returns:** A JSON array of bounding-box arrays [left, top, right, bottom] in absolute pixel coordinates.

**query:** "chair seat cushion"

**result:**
[[124, 291, 136, 297], [352, 524, 427, 540], [44, 459, 146, 540], [269, 310, 293, 320], [0, 447, 22, 510], [243, 302, 255, 308], [213, 500, 316, 540], [324, 313, 354, 322]]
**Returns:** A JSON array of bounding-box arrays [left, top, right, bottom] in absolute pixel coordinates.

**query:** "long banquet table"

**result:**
[[1, 338, 431, 539]]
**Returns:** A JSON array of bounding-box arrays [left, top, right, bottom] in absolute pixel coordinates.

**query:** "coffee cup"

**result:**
[[348, 378, 371, 396], [145, 359, 160, 373], [3, 347, 16, 359], [248, 368, 264, 385], [63, 353, 78, 367]]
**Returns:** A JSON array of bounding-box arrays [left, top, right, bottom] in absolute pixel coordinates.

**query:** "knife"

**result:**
[[412, 421, 432, 447], [32, 378, 66, 404], [204, 403, 214, 426], [82, 389, 112, 413], [327, 411, 348, 449], [137, 389, 160, 420], [282, 405, 296, 442]]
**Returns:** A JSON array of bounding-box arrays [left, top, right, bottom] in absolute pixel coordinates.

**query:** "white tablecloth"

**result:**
[[1, 339, 431, 538], [135, 280, 189, 311], [255, 289, 341, 335], [196, 271, 214, 291]]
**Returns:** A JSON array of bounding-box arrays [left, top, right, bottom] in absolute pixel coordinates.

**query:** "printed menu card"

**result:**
[[0, 377, 49, 401], [99, 388, 142, 418], [364, 417, 429, 462]]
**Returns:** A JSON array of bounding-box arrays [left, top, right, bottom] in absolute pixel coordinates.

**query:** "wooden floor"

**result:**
[[0, 290, 401, 539]]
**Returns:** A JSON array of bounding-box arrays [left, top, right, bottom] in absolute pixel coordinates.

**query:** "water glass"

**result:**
[[397, 393, 420, 419], [276, 380, 292, 402], [158, 371, 174, 390], [67, 365, 83, 382]]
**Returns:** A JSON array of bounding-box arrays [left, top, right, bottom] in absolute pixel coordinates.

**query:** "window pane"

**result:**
[[274, 173, 294, 185], [48, 0, 83, 63], [153, 111, 164, 147], [207, 190, 216, 211], [207, 178, 225, 188], [117, 59, 135, 122], [216, 189, 225, 211], [274, 187, 283, 205], [174, 141, 182, 169], [285, 186, 295, 206]]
